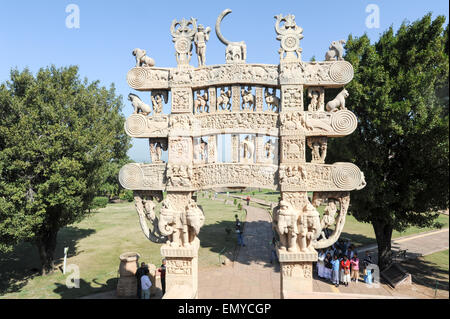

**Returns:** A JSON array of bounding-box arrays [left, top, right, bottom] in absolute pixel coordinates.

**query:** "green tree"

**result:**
[[328, 14, 449, 270], [0, 66, 131, 274]]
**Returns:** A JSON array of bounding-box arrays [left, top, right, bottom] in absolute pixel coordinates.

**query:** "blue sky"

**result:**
[[0, 0, 448, 162]]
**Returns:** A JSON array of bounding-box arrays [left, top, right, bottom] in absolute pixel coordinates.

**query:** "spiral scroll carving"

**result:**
[[329, 61, 354, 84], [126, 114, 147, 136], [127, 67, 148, 89], [119, 164, 144, 189], [330, 110, 357, 135], [332, 163, 362, 190]]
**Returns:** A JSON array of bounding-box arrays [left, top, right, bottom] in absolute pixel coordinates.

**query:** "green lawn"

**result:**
[[0, 198, 244, 299]]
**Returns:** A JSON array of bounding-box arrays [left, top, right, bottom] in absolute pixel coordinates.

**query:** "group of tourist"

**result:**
[[316, 243, 375, 287], [135, 259, 166, 299]]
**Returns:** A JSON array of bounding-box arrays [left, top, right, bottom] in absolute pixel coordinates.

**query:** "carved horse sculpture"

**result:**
[[217, 89, 232, 111], [241, 87, 255, 110], [194, 91, 209, 113], [128, 93, 152, 116], [264, 88, 280, 112]]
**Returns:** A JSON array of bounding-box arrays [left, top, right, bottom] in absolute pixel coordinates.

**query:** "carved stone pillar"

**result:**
[[255, 86, 264, 112], [255, 134, 264, 163], [159, 191, 204, 299], [231, 134, 239, 163], [208, 87, 217, 113], [231, 85, 241, 112], [207, 135, 217, 163]]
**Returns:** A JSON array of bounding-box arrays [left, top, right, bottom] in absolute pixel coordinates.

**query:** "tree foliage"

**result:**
[[0, 65, 131, 273], [328, 14, 449, 269]]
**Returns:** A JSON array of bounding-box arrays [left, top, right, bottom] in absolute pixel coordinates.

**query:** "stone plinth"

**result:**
[[117, 252, 140, 297], [161, 237, 199, 299], [278, 249, 317, 298]]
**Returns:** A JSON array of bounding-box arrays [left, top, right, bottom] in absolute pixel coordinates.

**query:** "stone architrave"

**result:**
[[119, 9, 366, 299]]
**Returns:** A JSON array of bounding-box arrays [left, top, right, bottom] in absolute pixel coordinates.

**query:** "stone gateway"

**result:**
[[119, 8, 366, 299]]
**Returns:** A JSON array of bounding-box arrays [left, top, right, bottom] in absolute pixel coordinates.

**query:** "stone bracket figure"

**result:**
[[307, 87, 324, 112], [194, 24, 212, 67], [134, 190, 167, 243], [129, 93, 152, 116], [151, 90, 169, 115], [307, 137, 328, 164], [215, 9, 247, 63], [149, 138, 168, 163], [326, 89, 349, 112]]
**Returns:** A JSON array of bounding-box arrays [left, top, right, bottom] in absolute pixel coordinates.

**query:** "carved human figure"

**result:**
[[241, 136, 254, 161], [321, 200, 337, 233], [128, 93, 152, 115], [143, 199, 156, 221], [194, 24, 211, 67], [307, 87, 324, 112], [264, 140, 275, 160], [307, 137, 327, 164], [151, 91, 168, 114], [325, 40, 346, 61], [274, 201, 300, 252], [132, 48, 155, 67], [326, 89, 349, 112], [194, 138, 208, 162]]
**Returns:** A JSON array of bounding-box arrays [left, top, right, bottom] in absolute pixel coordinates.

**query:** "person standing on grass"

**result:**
[[135, 262, 147, 299], [157, 259, 166, 295], [141, 268, 152, 299], [246, 195, 250, 206], [350, 253, 360, 282], [330, 254, 340, 287], [340, 255, 351, 286]]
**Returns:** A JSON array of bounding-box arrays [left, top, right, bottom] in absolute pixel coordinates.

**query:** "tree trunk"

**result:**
[[36, 229, 58, 275], [372, 220, 393, 271]]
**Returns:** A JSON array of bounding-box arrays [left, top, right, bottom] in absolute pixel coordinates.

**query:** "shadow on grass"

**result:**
[[0, 226, 95, 296], [400, 257, 449, 291], [53, 277, 119, 299]]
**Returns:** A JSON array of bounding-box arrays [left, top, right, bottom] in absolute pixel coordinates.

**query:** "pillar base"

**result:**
[[278, 249, 317, 298], [161, 238, 199, 299]]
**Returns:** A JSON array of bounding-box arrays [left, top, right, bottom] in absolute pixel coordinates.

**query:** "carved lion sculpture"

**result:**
[[128, 93, 152, 115], [325, 40, 346, 61], [326, 89, 349, 112], [132, 48, 156, 67]]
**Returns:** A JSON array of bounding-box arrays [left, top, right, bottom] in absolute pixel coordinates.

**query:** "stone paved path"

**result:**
[[198, 206, 280, 299]]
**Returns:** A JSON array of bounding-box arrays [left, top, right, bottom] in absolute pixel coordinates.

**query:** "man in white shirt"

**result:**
[[140, 268, 152, 299]]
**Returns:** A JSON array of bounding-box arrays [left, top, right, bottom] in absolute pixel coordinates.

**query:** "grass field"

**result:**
[[0, 198, 244, 299], [225, 189, 449, 248]]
